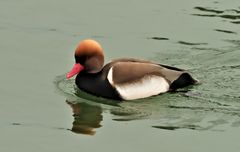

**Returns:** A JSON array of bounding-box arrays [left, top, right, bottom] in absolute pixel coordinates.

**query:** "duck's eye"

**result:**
[[75, 55, 87, 64]]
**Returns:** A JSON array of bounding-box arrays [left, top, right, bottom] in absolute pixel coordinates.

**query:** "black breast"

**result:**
[[75, 71, 121, 100]]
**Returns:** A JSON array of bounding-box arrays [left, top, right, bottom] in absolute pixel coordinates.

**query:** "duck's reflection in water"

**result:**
[[66, 100, 103, 135]]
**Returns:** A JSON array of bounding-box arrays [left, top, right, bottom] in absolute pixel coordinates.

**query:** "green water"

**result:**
[[1, 0, 240, 152]]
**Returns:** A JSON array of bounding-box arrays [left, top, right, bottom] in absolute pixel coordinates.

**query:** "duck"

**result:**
[[66, 39, 198, 100]]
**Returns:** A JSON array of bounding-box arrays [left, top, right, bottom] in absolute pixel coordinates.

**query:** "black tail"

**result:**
[[170, 73, 198, 90]]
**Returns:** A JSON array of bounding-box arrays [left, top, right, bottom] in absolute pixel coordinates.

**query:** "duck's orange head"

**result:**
[[66, 39, 104, 79]]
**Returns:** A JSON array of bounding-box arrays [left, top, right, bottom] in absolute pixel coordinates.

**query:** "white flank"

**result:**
[[107, 68, 169, 100], [107, 67, 114, 85]]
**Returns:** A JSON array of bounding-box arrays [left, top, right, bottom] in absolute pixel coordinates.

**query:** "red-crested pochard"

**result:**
[[66, 39, 198, 100]]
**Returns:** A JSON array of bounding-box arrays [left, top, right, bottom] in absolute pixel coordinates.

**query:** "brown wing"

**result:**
[[109, 59, 185, 85], [111, 58, 185, 71]]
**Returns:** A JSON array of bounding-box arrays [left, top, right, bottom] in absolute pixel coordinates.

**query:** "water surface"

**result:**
[[0, 0, 240, 152]]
